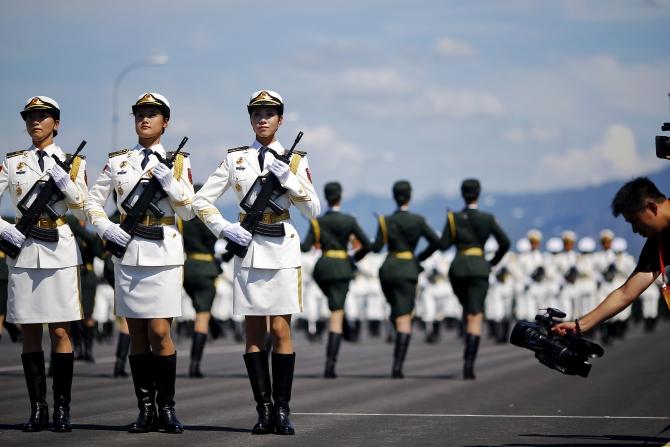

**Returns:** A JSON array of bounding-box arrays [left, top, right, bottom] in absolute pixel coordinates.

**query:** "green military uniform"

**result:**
[[371, 209, 440, 318], [371, 180, 440, 379], [301, 210, 371, 311], [440, 207, 510, 314], [68, 216, 103, 319], [182, 217, 221, 313]]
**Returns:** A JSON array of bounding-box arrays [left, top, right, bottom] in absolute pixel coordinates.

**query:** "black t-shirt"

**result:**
[[635, 234, 670, 273]]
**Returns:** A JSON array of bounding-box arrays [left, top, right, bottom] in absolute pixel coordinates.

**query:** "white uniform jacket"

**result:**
[[0, 144, 87, 269], [192, 139, 320, 269], [85, 143, 195, 267]]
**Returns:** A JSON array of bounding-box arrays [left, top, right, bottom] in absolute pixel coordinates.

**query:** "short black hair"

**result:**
[[611, 177, 666, 217], [461, 178, 481, 203], [393, 180, 411, 206]]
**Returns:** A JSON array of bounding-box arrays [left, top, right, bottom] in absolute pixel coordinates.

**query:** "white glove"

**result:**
[[103, 224, 131, 248], [220, 222, 252, 247], [265, 152, 291, 184], [151, 163, 173, 189], [0, 225, 26, 247], [49, 164, 70, 191]]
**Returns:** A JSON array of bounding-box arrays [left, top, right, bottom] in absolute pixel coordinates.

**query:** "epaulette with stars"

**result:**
[[6, 150, 26, 159], [108, 149, 129, 158]]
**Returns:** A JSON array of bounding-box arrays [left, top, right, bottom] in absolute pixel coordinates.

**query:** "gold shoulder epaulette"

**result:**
[[293, 150, 307, 157], [227, 146, 249, 153], [6, 150, 25, 158], [108, 149, 129, 158], [166, 151, 190, 159]]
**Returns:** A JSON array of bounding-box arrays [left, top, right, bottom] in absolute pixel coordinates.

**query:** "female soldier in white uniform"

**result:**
[[0, 96, 87, 432], [192, 90, 320, 435], [85, 93, 194, 434]]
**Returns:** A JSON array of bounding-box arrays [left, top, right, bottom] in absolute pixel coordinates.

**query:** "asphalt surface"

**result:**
[[0, 321, 668, 447]]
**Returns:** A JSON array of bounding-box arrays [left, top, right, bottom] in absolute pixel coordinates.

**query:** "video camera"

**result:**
[[655, 92, 670, 159], [510, 308, 604, 378]]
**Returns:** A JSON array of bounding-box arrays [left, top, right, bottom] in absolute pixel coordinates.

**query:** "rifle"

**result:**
[[0, 140, 87, 258], [225, 131, 303, 258], [106, 136, 188, 258]]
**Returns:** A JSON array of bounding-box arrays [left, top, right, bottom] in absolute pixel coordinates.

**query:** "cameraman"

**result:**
[[554, 177, 669, 337]]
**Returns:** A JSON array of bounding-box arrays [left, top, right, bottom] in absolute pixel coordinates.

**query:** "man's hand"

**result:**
[[265, 152, 291, 184], [0, 225, 26, 247], [221, 222, 252, 247], [103, 224, 131, 248], [152, 163, 173, 189], [49, 164, 70, 191], [551, 322, 577, 337]]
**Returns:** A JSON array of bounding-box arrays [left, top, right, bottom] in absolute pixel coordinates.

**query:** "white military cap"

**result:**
[[484, 237, 499, 253], [578, 237, 596, 253], [612, 237, 628, 253], [516, 238, 531, 253], [599, 229, 615, 241], [247, 90, 284, 115], [21, 96, 60, 120], [527, 229, 543, 242], [132, 92, 171, 118], [546, 237, 563, 254], [561, 230, 577, 241]]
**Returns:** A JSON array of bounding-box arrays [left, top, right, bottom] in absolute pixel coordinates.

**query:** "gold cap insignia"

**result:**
[[28, 97, 44, 107]]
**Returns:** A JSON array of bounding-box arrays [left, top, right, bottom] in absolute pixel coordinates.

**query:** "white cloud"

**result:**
[[530, 125, 656, 190], [333, 68, 414, 95], [562, 0, 670, 21], [503, 126, 560, 143], [435, 37, 475, 57], [298, 125, 366, 191]]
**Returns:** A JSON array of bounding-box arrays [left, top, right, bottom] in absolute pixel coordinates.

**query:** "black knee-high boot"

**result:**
[[21, 351, 49, 432], [71, 322, 83, 360], [189, 332, 207, 378], [463, 333, 480, 380], [154, 353, 183, 433], [392, 333, 411, 379], [51, 352, 74, 432], [82, 325, 95, 363], [243, 351, 274, 434], [272, 352, 296, 435], [113, 333, 130, 378], [324, 332, 342, 379], [128, 354, 157, 433]]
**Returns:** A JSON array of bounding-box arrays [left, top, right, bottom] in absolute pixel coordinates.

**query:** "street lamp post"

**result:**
[[112, 55, 168, 150]]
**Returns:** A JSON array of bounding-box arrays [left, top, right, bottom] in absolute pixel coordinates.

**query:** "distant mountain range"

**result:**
[[219, 164, 670, 256]]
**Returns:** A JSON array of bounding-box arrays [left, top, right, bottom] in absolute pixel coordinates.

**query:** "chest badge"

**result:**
[[16, 185, 22, 197], [117, 186, 124, 196]]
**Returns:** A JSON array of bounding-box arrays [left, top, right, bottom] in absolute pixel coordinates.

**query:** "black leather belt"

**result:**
[[254, 222, 286, 237]]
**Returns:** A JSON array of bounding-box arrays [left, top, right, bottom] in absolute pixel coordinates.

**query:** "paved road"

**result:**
[[0, 321, 668, 446]]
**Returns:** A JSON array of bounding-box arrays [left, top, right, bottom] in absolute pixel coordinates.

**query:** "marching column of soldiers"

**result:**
[[0, 92, 665, 436]]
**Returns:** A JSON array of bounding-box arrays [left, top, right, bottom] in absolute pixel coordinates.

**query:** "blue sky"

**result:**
[[1, 0, 669, 203]]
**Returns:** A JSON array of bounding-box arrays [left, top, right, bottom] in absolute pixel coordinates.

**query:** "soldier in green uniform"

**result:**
[[371, 180, 440, 378], [181, 184, 222, 378], [300, 182, 371, 378], [433, 179, 510, 379], [68, 216, 103, 363]]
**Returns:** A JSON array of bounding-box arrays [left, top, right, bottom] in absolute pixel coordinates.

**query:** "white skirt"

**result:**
[[233, 266, 303, 316], [114, 264, 183, 318], [7, 266, 82, 324]]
